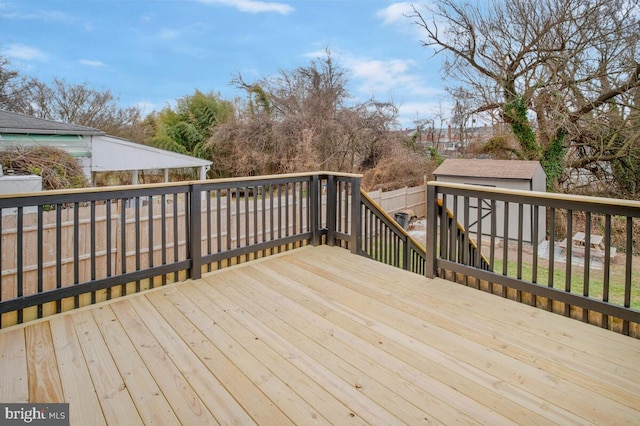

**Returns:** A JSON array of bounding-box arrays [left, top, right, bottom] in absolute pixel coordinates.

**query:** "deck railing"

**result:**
[[427, 181, 640, 336], [318, 175, 426, 274], [0, 172, 351, 328], [2, 172, 639, 337], [356, 191, 426, 275]]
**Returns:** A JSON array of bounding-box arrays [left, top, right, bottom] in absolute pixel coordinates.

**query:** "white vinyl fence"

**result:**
[[366, 184, 427, 218]]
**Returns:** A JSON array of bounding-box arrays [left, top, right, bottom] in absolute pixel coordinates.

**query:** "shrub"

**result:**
[[0, 146, 88, 190]]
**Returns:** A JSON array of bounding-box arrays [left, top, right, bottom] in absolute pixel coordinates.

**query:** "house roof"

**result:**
[[0, 110, 104, 136], [433, 159, 543, 180]]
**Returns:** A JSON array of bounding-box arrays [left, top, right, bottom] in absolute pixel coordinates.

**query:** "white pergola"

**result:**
[[0, 110, 212, 186], [87, 135, 211, 184]]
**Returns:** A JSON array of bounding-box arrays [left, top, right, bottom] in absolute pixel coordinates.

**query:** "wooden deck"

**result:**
[[1, 245, 639, 425]]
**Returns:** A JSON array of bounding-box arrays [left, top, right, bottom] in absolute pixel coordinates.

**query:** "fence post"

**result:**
[[426, 183, 438, 278], [405, 186, 409, 212], [350, 177, 362, 255], [189, 183, 202, 280]]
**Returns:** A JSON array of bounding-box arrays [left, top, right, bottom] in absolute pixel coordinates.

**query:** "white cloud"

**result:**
[[157, 23, 206, 40], [134, 100, 163, 115], [0, 3, 94, 33], [302, 48, 446, 128], [196, 0, 293, 14], [140, 13, 155, 23], [159, 28, 181, 40], [3, 44, 47, 61], [396, 100, 451, 127], [303, 48, 442, 97], [349, 57, 411, 87], [0, 8, 73, 22], [344, 55, 441, 99], [376, 2, 414, 26], [375, 2, 430, 43], [79, 59, 106, 67]]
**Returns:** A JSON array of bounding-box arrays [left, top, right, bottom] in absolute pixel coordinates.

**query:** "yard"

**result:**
[[408, 219, 640, 310]]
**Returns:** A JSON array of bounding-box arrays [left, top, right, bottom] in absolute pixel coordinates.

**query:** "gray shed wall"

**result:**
[[435, 174, 546, 244]]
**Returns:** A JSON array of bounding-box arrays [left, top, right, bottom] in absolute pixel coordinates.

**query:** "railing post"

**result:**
[[310, 175, 320, 246], [189, 183, 202, 280], [426, 183, 438, 278], [326, 174, 337, 246], [350, 177, 362, 255], [402, 238, 409, 271]]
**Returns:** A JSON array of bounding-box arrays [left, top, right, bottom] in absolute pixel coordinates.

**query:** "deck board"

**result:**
[[25, 322, 64, 403], [72, 309, 144, 425], [90, 304, 181, 425], [2, 245, 640, 425], [294, 248, 640, 423], [251, 254, 583, 424], [49, 315, 106, 426], [0, 327, 28, 403]]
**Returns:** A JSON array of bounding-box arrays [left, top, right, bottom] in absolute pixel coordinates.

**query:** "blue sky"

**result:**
[[0, 0, 447, 129]]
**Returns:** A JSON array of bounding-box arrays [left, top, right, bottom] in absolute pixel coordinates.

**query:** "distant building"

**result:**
[[0, 110, 212, 186], [404, 124, 495, 153], [433, 159, 547, 244]]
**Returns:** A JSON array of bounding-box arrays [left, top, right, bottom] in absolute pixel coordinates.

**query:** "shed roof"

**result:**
[[0, 110, 105, 136], [433, 159, 543, 180]]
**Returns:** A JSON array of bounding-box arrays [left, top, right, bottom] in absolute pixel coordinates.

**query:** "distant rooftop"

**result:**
[[433, 159, 543, 180], [0, 110, 104, 136], [0, 110, 210, 182]]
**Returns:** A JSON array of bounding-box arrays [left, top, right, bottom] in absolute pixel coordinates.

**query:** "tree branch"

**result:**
[[570, 63, 640, 122]]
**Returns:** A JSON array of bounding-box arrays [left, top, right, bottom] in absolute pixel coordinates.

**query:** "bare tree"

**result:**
[[0, 56, 38, 113], [28, 78, 143, 139], [0, 57, 144, 141], [411, 0, 640, 193], [211, 52, 399, 176]]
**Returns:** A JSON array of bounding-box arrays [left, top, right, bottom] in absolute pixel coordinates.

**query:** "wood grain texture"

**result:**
[[0, 245, 638, 425], [0, 327, 28, 403], [49, 315, 105, 425], [25, 322, 64, 402]]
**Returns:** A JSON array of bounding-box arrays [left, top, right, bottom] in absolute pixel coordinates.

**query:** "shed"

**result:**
[[0, 110, 211, 185], [433, 159, 547, 244]]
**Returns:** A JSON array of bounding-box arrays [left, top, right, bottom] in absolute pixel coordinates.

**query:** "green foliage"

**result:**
[[247, 84, 271, 115], [151, 132, 188, 155], [503, 94, 567, 191], [540, 132, 566, 191], [427, 147, 445, 166], [148, 90, 234, 161], [611, 153, 640, 198], [503, 95, 540, 160]]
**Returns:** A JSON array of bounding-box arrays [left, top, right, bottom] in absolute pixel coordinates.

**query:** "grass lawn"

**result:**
[[492, 257, 640, 310]]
